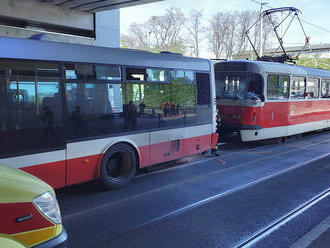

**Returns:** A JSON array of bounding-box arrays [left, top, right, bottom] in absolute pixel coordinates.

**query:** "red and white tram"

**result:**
[[0, 37, 217, 189], [214, 60, 330, 142]]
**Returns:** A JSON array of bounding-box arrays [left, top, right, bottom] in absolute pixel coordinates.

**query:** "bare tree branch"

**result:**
[[186, 9, 204, 57]]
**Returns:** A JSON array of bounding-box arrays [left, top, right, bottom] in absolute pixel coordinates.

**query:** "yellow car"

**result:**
[[0, 164, 67, 248]]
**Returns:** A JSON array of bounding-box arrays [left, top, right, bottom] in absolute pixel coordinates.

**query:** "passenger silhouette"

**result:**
[[126, 101, 137, 130], [41, 106, 58, 145]]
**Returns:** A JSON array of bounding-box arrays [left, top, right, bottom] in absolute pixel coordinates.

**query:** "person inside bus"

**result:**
[[70, 106, 86, 138], [126, 101, 137, 130], [40, 106, 58, 145], [139, 101, 146, 116]]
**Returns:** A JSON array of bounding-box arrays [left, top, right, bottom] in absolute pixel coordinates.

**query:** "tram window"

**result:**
[[215, 73, 248, 100], [267, 74, 289, 100], [306, 78, 319, 99], [321, 79, 330, 98], [247, 74, 264, 101], [291, 77, 306, 99]]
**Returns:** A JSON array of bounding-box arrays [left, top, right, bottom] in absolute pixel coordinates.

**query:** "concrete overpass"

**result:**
[[0, 0, 164, 47], [29, 0, 164, 12]]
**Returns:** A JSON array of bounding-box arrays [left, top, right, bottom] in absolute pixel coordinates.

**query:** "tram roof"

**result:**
[[0, 37, 210, 72], [215, 60, 330, 78]]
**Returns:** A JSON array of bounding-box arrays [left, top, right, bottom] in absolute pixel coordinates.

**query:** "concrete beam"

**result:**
[[0, 0, 94, 30]]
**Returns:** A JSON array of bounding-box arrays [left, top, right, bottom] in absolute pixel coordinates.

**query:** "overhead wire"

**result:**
[[249, 0, 330, 34]]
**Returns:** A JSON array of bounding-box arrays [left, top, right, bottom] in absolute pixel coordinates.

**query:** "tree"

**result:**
[[147, 7, 186, 53], [120, 22, 149, 50], [186, 9, 204, 57], [235, 10, 256, 55], [222, 12, 237, 59], [121, 8, 187, 54], [206, 12, 227, 59]]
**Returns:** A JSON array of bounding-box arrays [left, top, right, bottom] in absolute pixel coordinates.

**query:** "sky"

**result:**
[[120, 0, 330, 58]]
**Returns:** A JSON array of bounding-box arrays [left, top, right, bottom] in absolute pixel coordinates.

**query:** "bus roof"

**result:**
[[215, 60, 330, 78], [0, 37, 210, 72]]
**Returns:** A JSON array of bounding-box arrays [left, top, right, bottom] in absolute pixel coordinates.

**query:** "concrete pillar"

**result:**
[[95, 10, 120, 48]]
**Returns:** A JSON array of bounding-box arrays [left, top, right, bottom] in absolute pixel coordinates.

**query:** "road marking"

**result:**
[[63, 139, 330, 223], [237, 188, 330, 248], [290, 215, 330, 248], [247, 151, 272, 154], [87, 154, 330, 248], [218, 158, 227, 165], [135, 134, 330, 179]]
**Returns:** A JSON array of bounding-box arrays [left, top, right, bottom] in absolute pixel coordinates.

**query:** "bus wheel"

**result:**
[[100, 143, 137, 189]]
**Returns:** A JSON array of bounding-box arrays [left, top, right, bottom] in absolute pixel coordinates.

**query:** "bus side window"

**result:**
[[0, 62, 65, 156]]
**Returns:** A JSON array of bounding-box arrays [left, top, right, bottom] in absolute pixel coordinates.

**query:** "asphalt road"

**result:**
[[57, 130, 330, 248]]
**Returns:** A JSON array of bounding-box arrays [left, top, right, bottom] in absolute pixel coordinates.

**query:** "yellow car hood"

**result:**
[[0, 164, 53, 204]]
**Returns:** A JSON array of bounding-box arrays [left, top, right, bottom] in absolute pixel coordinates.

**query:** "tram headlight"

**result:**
[[33, 191, 62, 224]]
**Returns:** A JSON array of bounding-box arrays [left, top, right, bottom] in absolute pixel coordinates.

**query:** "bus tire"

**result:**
[[100, 143, 137, 189]]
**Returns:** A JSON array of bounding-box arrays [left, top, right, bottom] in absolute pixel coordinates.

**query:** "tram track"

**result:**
[[59, 131, 330, 248], [237, 187, 330, 248], [62, 135, 330, 221], [134, 143, 266, 179], [85, 151, 330, 248], [134, 133, 330, 180]]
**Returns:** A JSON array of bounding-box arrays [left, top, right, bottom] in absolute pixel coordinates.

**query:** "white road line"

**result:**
[[290, 215, 330, 248], [238, 188, 330, 248], [135, 137, 330, 179], [63, 152, 330, 225]]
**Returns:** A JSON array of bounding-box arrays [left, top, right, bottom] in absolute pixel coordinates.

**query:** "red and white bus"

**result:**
[[214, 60, 330, 142], [0, 37, 218, 189]]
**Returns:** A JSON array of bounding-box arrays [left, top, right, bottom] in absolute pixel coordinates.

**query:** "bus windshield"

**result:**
[[215, 73, 263, 100]]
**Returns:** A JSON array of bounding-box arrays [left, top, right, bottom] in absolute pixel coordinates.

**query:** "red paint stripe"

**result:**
[[0, 202, 54, 235], [218, 100, 330, 129], [18, 134, 214, 188], [66, 154, 102, 186], [22, 161, 66, 189]]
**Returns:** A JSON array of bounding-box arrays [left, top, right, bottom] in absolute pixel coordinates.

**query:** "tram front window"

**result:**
[[215, 73, 264, 101]]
